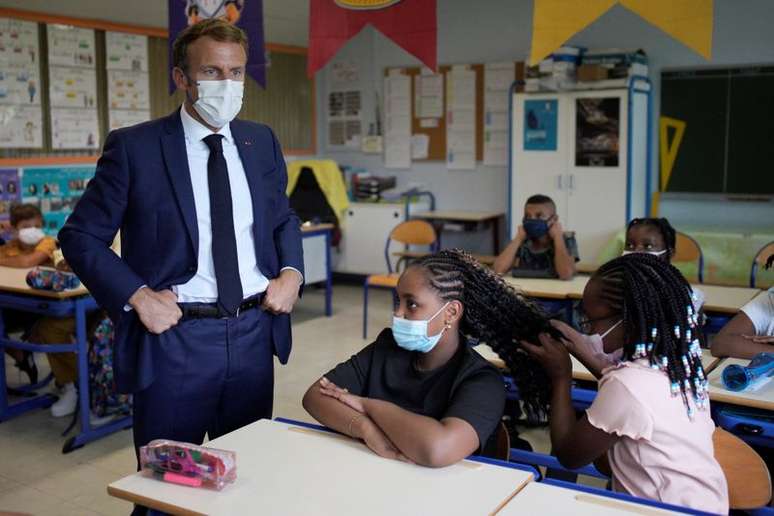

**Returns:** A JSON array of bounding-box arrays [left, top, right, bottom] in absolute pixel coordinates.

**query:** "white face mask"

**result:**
[[190, 79, 244, 128], [18, 227, 45, 246], [622, 249, 667, 257]]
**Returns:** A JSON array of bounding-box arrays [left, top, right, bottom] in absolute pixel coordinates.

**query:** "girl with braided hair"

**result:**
[[558, 217, 706, 378], [523, 253, 728, 514], [302, 248, 555, 467]]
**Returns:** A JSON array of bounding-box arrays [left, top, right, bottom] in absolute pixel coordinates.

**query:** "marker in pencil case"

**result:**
[[140, 440, 237, 490]]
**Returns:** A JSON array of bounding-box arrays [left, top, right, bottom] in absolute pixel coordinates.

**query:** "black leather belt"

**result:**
[[178, 293, 265, 320]]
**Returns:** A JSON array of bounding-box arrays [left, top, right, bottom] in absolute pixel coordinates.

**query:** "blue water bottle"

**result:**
[[722, 352, 774, 391]]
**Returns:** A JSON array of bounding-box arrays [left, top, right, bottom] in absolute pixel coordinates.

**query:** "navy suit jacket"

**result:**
[[59, 110, 304, 394]]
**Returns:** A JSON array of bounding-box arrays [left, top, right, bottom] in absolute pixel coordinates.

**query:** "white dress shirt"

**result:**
[[174, 105, 293, 303]]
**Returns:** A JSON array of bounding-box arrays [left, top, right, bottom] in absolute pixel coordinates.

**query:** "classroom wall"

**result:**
[[315, 0, 774, 232]]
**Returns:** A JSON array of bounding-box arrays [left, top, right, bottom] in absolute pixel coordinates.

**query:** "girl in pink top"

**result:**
[[523, 254, 728, 514]]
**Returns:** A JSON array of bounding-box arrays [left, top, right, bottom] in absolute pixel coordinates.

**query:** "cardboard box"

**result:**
[[577, 64, 609, 81]]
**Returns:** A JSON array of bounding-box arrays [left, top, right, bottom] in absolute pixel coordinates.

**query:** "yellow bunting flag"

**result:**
[[530, 0, 616, 65], [659, 116, 687, 191], [622, 0, 713, 60], [530, 0, 713, 65]]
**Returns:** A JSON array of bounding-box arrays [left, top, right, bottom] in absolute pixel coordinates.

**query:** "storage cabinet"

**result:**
[[333, 201, 430, 275], [509, 84, 651, 264]]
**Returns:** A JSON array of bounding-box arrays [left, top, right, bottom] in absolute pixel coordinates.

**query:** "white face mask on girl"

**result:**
[[622, 249, 667, 257], [18, 227, 46, 246], [189, 78, 244, 128]]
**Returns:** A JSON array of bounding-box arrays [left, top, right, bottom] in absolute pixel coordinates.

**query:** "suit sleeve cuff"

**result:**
[[280, 267, 304, 285], [123, 285, 147, 312]]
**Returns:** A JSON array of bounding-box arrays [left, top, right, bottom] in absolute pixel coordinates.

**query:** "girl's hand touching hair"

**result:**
[[521, 333, 572, 382]]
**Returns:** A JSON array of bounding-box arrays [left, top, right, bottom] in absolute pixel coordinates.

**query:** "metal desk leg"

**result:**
[[324, 229, 333, 317], [62, 298, 132, 453], [493, 216, 501, 254]]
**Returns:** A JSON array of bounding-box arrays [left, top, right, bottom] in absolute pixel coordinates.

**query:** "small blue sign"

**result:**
[[524, 99, 558, 151]]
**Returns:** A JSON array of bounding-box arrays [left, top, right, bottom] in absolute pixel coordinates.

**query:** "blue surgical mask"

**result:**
[[523, 218, 549, 239], [391, 302, 449, 353]]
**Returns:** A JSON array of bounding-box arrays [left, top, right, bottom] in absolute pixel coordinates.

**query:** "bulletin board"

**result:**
[[384, 62, 523, 162]]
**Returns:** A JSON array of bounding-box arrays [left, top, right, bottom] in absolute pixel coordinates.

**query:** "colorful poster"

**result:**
[[47, 25, 96, 69], [105, 32, 148, 71], [0, 105, 43, 148], [49, 66, 98, 108], [109, 109, 151, 131], [575, 97, 620, 167], [168, 0, 266, 89], [0, 168, 21, 223], [108, 70, 150, 110], [21, 166, 95, 235], [50, 108, 99, 150], [523, 99, 558, 151]]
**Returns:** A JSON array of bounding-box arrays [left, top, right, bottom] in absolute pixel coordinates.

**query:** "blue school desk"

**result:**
[[0, 267, 131, 453], [301, 223, 334, 316]]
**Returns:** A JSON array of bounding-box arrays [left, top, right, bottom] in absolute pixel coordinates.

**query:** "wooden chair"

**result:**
[[750, 241, 774, 288], [494, 421, 511, 462], [714, 427, 772, 510], [674, 231, 705, 283], [362, 220, 438, 339]]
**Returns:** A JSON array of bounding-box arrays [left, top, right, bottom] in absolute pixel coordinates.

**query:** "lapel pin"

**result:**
[[244, 140, 252, 146]]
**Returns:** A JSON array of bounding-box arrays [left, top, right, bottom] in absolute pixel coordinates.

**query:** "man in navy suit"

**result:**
[[59, 19, 304, 458]]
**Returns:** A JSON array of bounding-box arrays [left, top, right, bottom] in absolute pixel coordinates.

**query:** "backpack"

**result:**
[[88, 316, 132, 417]]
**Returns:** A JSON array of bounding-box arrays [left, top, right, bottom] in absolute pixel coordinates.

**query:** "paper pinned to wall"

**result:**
[[384, 72, 412, 169], [411, 134, 429, 159], [0, 105, 43, 148], [446, 66, 476, 170], [105, 32, 148, 72], [483, 62, 515, 166], [47, 25, 95, 68], [50, 107, 99, 150], [414, 68, 443, 119]]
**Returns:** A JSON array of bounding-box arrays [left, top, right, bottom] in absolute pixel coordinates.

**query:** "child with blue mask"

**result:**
[[303, 249, 559, 467], [493, 194, 578, 279]]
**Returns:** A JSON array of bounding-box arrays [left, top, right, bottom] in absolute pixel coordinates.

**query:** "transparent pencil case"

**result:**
[[139, 439, 237, 490]]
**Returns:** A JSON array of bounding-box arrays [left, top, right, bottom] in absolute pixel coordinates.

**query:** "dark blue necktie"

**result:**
[[203, 134, 243, 316]]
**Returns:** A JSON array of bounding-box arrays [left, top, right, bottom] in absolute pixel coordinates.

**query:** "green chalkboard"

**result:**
[[661, 67, 774, 195]]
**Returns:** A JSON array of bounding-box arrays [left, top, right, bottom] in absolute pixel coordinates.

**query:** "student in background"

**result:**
[[303, 249, 555, 467], [0, 204, 78, 416], [523, 254, 728, 514], [1, 204, 57, 386], [712, 269, 773, 359], [562, 217, 707, 378], [493, 194, 577, 279]]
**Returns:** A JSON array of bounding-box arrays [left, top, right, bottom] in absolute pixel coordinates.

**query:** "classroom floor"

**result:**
[[0, 284, 552, 516]]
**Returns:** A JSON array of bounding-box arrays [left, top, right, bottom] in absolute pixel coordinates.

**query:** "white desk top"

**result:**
[[0, 266, 89, 299], [499, 481, 680, 515], [707, 357, 774, 411], [412, 210, 504, 222], [108, 419, 533, 516], [504, 275, 759, 314], [475, 345, 720, 383]]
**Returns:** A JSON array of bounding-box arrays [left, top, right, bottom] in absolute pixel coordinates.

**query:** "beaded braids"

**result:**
[[594, 253, 708, 417], [414, 249, 560, 420]]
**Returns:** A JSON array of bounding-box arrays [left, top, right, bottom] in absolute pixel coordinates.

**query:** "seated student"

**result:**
[[1, 204, 57, 385], [712, 280, 773, 359], [563, 217, 707, 378], [303, 249, 556, 467], [493, 194, 577, 280], [0, 204, 78, 417], [524, 254, 728, 514]]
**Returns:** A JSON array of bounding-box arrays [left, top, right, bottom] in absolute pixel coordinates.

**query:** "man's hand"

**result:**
[[262, 269, 302, 314], [515, 224, 527, 243], [128, 288, 182, 334]]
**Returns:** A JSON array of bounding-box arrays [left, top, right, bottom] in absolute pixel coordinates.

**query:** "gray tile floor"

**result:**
[[0, 284, 552, 515]]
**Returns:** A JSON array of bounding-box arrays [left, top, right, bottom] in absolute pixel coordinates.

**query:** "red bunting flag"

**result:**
[[308, 0, 437, 77]]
